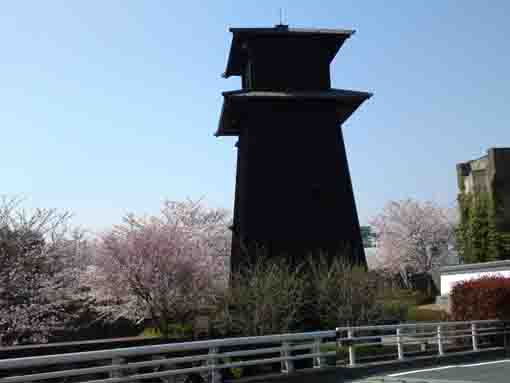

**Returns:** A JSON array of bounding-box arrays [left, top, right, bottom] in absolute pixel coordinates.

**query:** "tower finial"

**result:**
[[276, 8, 288, 29]]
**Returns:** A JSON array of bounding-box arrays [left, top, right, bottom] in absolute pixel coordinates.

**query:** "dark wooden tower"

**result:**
[[216, 25, 372, 271]]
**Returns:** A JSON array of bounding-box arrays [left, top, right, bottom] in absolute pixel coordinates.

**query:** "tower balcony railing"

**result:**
[[0, 320, 508, 382]]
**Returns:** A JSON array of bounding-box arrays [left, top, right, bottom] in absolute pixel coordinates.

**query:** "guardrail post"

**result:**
[[110, 357, 125, 378], [347, 328, 356, 367], [281, 341, 294, 373], [471, 323, 479, 352], [208, 347, 220, 383], [151, 355, 175, 383], [396, 328, 404, 360], [437, 325, 444, 356], [312, 337, 323, 368], [504, 322, 510, 354]]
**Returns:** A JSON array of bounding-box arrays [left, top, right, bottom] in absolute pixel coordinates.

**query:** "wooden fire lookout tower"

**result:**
[[216, 25, 372, 270]]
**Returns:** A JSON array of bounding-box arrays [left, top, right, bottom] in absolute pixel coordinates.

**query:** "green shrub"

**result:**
[[230, 367, 243, 379], [213, 256, 416, 337], [307, 257, 411, 328], [380, 301, 409, 322], [212, 258, 308, 336]]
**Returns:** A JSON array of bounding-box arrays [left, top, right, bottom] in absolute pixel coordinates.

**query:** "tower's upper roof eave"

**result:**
[[229, 27, 355, 36], [223, 26, 355, 78], [215, 88, 372, 137]]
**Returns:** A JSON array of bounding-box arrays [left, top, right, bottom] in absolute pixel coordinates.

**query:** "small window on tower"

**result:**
[[311, 184, 321, 201]]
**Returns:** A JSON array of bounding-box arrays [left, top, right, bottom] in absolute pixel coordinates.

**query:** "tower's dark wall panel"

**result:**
[[246, 38, 332, 91], [238, 100, 361, 243]]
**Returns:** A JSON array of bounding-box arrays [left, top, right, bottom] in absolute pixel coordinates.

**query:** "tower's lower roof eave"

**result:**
[[215, 89, 372, 137]]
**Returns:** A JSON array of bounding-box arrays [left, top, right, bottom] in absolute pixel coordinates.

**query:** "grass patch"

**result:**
[[141, 327, 162, 338]]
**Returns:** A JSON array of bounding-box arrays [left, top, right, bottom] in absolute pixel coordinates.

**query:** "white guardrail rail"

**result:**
[[0, 320, 508, 383]]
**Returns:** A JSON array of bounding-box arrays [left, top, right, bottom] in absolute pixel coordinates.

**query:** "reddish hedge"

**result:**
[[451, 275, 510, 321]]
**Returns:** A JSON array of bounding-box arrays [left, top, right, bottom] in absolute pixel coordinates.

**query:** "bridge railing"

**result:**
[[0, 330, 337, 383], [0, 320, 507, 382], [336, 319, 509, 366]]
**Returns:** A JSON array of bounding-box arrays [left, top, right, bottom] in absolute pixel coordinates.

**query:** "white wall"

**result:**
[[441, 269, 510, 295]]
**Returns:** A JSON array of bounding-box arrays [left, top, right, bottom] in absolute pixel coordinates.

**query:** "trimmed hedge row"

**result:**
[[407, 306, 447, 322], [451, 275, 510, 321]]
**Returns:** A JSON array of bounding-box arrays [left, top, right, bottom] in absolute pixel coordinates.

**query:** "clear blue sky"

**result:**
[[1, 1, 509, 231]]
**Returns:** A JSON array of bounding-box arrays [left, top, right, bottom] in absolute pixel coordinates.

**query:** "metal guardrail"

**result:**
[[335, 319, 508, 367], [0, 320, 507, 383]]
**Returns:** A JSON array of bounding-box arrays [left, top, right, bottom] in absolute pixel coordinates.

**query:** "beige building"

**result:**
[[457, 148, 510, 232]]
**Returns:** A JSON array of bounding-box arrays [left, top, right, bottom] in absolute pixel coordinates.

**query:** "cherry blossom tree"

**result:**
[[84, 199, 231, 338], [369, 199, 456, 287], [0, 196, 92, 345]]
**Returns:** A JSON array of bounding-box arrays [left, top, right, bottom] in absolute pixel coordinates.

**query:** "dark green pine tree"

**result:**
[[456, 193, 473, 263], [467, 192, 490, 263], [457, 188, 510, 264], [487, 195, 501, 261]]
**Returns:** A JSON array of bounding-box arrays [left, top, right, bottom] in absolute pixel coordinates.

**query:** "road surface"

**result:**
[[358, 359, 510, 383]]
